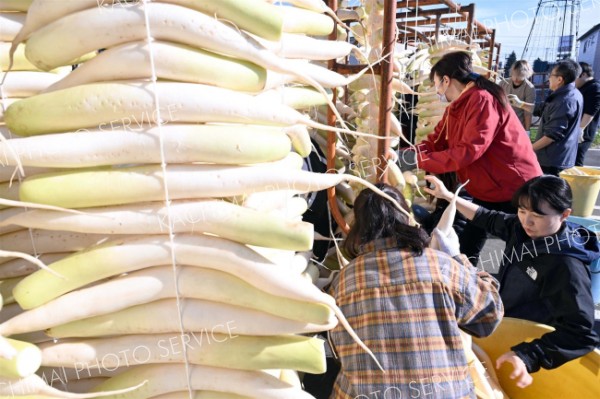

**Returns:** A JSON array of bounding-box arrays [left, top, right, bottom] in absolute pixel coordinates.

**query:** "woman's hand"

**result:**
[[496, 351, 533, 388], [423, 175, 453, 201]]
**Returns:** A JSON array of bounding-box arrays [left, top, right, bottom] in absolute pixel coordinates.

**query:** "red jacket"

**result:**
[[417, 86, 542, 202]]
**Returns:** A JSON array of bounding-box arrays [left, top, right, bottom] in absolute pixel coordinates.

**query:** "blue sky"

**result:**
[[465, 0, 599, 63], [346, 0, 600, 61], [345, 1, 599, 64]]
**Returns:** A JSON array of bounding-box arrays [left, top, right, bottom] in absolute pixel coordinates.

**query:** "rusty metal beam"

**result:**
[[494, 43, 502, 72], [397, 6, 461, 19], [487, 29, 496, 75], [434, 0, 493, 35], [436, 0, 464, 12], [402, 0, 444, 7], [437, 15, 468, 25], [399, 25, 434, 43], [326, 0, 350, 234], [402, 29, 445, 38], [397, 1, 494, 39], [399, 16, 468, 27], [465, 3, 475, 44], [335, 63, 381, 75], [474, 21, 493, 35]]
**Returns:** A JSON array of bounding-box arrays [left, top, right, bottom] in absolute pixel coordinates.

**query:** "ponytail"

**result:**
[[471, 73, 509, 108]]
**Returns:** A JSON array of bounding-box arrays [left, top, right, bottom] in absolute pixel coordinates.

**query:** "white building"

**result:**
[[579, 23, 600, 77]]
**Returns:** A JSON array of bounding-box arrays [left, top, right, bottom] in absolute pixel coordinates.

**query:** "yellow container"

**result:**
[[473, 317, 600, 399], [560, 167, 600, 217]]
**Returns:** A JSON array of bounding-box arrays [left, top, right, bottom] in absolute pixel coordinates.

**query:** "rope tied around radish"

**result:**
[[139, 0, 195, 397]]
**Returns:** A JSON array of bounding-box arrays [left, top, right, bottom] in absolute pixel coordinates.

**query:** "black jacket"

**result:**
[[472, 207, 600, 373], [579, 78, 600, 143]]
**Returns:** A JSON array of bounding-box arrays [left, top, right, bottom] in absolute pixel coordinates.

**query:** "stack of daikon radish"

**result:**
[[2, 0, 110, 394], [0, 0, 76, 291], [0, 0, 398, 397], [0, 0, 72, 122]]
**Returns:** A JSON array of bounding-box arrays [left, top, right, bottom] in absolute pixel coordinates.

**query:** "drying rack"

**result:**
[[324, 0, 499, 233]]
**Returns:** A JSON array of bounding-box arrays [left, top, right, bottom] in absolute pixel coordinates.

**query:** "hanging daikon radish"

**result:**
[[46, 298, 336, 337], [0, 266, 333, 336], [40, 333, 326, 374], [0, 125, 292, 168], [91, 364, 314, 399]]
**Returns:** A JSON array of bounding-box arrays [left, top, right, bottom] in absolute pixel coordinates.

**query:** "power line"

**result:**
[[522, 0, 581, 62]]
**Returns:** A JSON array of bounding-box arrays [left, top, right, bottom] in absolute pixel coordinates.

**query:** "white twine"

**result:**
[[140, 1, 194, 398]]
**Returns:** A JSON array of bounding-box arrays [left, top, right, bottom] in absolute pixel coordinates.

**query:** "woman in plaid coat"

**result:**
[[329, 184, 503, 399]]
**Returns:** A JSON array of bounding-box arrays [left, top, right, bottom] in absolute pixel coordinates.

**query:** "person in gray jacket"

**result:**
[[508, 59, 583, 176]]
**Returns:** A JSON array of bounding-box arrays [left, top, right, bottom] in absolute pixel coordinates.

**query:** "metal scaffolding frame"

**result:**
[[324, 1, 499, 233], [396, 0, 497, 69]]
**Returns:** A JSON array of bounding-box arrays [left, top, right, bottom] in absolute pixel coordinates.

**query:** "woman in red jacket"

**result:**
[[416, 51, 542, 265]]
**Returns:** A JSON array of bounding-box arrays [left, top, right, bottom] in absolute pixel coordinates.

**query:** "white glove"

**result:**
[[507, 94, 524, 109], [431, 227, 461, 257]]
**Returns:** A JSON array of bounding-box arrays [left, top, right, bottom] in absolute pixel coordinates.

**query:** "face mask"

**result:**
[[435, 79, 448, 103]]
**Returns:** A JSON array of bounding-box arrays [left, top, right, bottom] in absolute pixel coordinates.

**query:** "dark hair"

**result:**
[[552, 59, 581, 84], [579, 62, 594, 78], [343, 183, 429, 258], [511, 175, 572, 214], [429, 51, 508, 108]]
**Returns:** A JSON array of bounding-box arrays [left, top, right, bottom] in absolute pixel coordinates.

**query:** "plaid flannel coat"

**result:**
[[329, 238, 503, 399]]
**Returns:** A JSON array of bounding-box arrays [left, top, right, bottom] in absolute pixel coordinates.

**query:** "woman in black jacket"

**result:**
[[425, 174, 600, 389]]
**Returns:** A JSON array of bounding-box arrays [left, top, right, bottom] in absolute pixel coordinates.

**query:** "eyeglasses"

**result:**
[[549, 74, 562, 78]]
